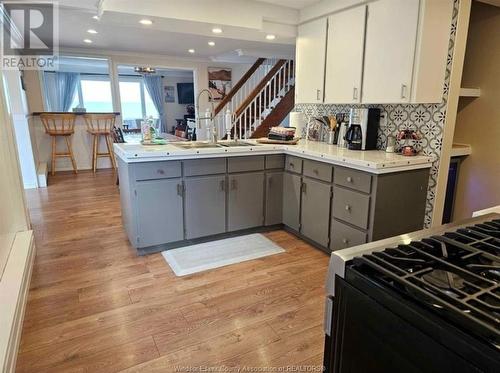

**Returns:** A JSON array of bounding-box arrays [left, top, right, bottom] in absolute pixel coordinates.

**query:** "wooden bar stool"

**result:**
[[40, 113, 78, 176], [84, 114, 117, 173]]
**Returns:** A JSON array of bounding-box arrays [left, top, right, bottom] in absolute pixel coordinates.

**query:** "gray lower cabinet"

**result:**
[[184, 175, 226, 239], [228, 172, 264, 231], [135, 178, 184, 248], [301, 177, 331, 247], [282, 172, 302, 231], [265, 171, 283, 226]]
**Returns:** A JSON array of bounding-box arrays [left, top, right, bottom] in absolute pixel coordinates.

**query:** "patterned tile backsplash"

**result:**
[[294, 0, 459, 228]]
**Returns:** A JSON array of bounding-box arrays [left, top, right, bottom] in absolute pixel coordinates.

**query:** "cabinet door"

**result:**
[[282, 172, 302, 231], [135, 179, 183, 248], [362, 0, 419, 103], [324, 6, 366, 104], [228, 172, 264, 231], [301, 178, 331, 248], [265, 172, 283, 226], [295, 18, 327, 104], [184, 175, 226, 239]]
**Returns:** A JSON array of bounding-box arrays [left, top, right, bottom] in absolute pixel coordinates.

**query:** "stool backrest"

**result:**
[[84, 114, 116, 133], [40, 113, 76, 135]]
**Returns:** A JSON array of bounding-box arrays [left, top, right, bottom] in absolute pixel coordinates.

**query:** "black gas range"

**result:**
[[324, 215, 500, 373]]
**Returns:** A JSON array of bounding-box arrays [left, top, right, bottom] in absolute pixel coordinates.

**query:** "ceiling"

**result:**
[[49, 0, 300, 62], [254, 0, 322, 9]]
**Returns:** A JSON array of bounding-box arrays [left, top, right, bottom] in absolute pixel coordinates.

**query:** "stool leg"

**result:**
[[105, 135, 117, 170], [65, 136, 78, 174], [51, 136, 56, 176], [93, 135, 98, 173]]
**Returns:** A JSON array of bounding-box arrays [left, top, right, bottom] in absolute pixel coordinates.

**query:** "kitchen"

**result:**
[[0, 0, 498, 372]]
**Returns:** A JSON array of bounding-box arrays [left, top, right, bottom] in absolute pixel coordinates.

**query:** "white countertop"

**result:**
[[114, 140, 434, 174]]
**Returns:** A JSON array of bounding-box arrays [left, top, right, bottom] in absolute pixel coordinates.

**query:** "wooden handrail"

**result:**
[[234, 59, 287, 118], [214, 57, 266, 116]]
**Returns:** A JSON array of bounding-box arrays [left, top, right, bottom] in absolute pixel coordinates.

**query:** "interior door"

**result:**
[[228, 172, 264, 231], [184, 175, 226, 239], [295, 18, 328, 104], [135, 178, 184, 247], [324, 5, 367, 104], [362, 0, 420, 103]]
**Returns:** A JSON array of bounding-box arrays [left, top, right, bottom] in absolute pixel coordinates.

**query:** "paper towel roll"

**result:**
[[290, 112, 306, 138]]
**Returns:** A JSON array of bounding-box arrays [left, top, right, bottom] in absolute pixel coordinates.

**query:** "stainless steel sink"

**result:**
[[173, 142, 224, 149], [219, 141, 257, 147]]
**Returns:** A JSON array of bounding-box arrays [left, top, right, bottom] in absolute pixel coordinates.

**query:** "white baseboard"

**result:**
[[0, 231, 35, 373]]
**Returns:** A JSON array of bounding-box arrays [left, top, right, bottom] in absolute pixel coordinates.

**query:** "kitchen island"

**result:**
[[114, 140, 434, 255]]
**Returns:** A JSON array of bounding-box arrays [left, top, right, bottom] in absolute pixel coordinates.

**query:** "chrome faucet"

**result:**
[[195, 89, 217, 143]]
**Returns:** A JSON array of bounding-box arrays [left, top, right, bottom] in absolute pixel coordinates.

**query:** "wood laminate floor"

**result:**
[[16, 170, 330, 372]]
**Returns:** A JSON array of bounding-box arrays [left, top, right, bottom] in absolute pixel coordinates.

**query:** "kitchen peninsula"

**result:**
[[114, 140, 434, 255]]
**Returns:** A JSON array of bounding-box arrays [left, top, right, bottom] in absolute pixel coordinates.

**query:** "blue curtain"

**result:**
[[143, 75, 166, 132], [44, 72, 80, 111]]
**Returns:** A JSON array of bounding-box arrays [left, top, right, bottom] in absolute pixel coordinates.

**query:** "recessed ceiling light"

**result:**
[[208, 41, 215, 46], [188, 49, 195, 54], [87, 29, 98, 34], [139, 19, 153, 25], [92, 15, 100, 20], [212, 28, 222, 34], [266, 34, 276, 40], [83, 39, 93, 44]]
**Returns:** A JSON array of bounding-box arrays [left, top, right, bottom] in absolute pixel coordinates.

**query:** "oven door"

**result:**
[[327, 273, 498, 373]]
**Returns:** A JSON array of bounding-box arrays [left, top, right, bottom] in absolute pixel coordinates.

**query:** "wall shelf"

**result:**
[[459, 87, 481, 97], [451, 143, 472, 157]]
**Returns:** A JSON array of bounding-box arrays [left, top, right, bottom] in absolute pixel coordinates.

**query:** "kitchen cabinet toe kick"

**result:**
[[118, 154, 429, 255]]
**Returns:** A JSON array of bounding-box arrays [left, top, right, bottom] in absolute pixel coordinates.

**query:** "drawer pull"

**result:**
[[313, 169, 319, 175], [302, 182, 307, 194], [157, 169, 165, 175], [346, 176, 353, 183], [219, 179, 225, 192], [342, 238, 349, 245], [176, 183, 183, 197], [289, 162, 295, 168], [345, 204, 351, 211]]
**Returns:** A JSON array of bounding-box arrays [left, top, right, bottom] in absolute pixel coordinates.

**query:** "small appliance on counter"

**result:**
[[345, 108, 380, 150], [323, 214, 500, 373]]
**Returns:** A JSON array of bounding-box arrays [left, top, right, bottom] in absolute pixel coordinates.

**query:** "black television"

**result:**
[[177, 83, 194, 104]]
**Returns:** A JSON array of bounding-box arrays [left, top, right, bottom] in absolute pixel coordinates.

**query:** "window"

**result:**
[[118, 76, 159, 127], [71, 76, 114, 112]]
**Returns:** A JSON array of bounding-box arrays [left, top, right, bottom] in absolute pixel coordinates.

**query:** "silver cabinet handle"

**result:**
[[345, 204, 351, 211], [401, 84, 407, 99], [316, 89, 321, 101], [302, 182, 307, 194], [268, 176, 273, 187], [346, 176, 353, 183], [352, 87, 358, 100], [231, 178, 237, 190], [157, 169, 165, 175], [219, 179, 225, 192], [313, 169, 319, 175], [342, 238, 349, 245], [176, 183, 183, 196]]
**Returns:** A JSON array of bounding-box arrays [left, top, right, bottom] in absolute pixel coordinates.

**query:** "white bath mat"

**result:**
[[162, 233, 285, 276]]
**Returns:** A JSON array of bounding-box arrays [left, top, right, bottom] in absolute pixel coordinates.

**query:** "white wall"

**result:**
[[161, 75, 194, 133]]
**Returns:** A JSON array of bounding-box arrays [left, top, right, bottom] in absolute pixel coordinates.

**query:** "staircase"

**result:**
[[213, 58, 295, 140]]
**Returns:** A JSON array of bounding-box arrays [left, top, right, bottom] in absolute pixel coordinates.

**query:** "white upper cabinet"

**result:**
[[324, 5, 367, 104], [295, 18, 327, 104], [362, 0, 420, 104]]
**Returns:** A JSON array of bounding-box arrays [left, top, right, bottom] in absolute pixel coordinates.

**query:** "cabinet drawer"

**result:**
[[134, 161, 181, 181], [265, 155, 285, 169], [285, 155, 303, 174], [184, 158, 226, 177], [333, 186, 370, 229], [303, 159, 332, 182], [330, 219, 367, 251], [227, 156, 264, 173], [334, 167, 372, 193]]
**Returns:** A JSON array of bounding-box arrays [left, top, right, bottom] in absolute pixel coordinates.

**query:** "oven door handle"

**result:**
[[324, 295, 334, 336]]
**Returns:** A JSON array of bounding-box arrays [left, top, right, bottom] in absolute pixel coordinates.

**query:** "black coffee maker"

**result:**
[[345, 108, 381, 150]]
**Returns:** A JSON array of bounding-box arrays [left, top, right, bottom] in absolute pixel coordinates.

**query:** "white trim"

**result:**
[[0, 231, 35, 373]]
